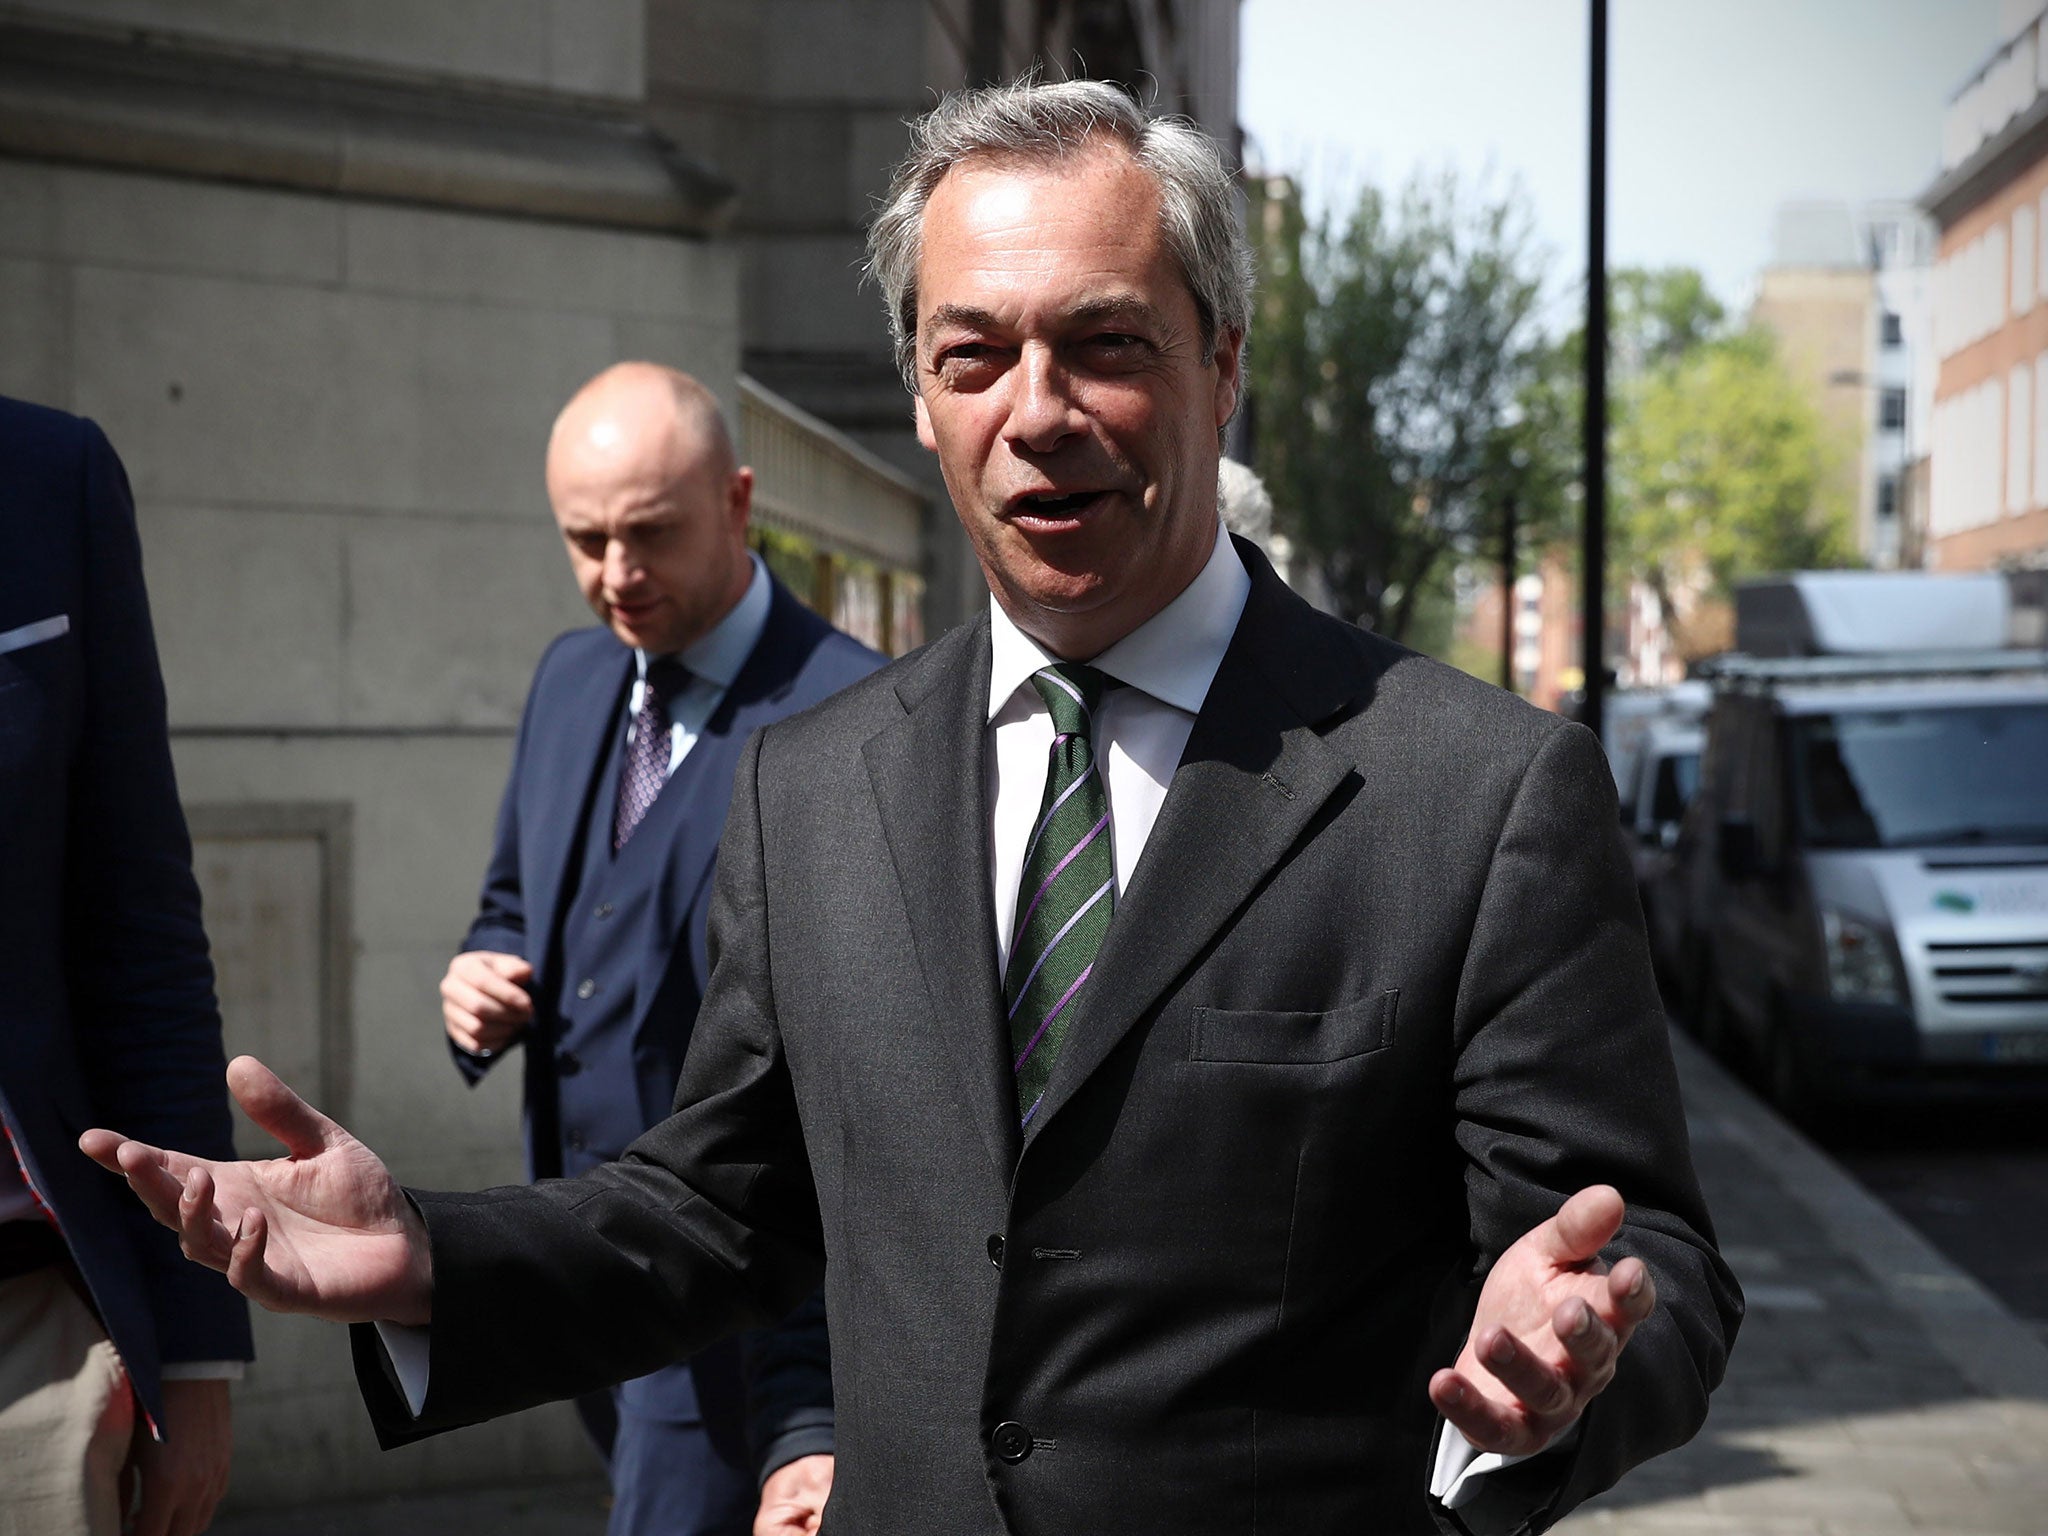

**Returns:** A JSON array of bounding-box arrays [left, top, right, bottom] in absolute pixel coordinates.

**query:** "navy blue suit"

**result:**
[[0, 396, 253, 1435], [455, 576, 877, 1533]]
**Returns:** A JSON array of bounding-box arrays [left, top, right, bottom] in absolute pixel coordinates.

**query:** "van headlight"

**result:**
[[1821, 909, 1904, 1004]]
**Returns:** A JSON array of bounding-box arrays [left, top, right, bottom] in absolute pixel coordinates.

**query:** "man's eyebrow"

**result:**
[[1064, 295, 1163, 330], [924, 304, 1003, 339], [923, 296, 1165, 346]]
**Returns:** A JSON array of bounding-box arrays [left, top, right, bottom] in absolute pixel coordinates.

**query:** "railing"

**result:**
[[739, 374, 928, 654]]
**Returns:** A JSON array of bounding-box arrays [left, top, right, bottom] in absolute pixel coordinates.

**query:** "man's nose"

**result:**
[[603, 538, 640, 592], [1003, 345, 1083, 454]]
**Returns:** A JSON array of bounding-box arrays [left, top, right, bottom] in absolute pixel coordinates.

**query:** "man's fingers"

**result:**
[[445, 1006, 520, 1056], [442, 971, 532, 1025], [482, 952, 535, 983], [1541, 1184, 1626, 1266], [176, 1166, 235, 1270], [1428, 1367, 1523, 1455], [226, 1207, 284, 1311], [1555, 1296, 1618, 1379], [77, 1128, 128, 1171], [1607, 1257, 1657, 1330], [111, 1141, 194, 1230], [226, 1055, 340, 1159], [1474, 1326, 1574, 1418], [448, 953, 535, 1014]]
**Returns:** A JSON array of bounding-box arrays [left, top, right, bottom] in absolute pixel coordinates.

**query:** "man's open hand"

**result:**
[[1428, 1185, 1656, 1457], [79, 1056, 434, 1326]]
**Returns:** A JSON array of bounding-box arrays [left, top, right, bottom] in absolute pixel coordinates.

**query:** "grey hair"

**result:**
[[866, 78, 1255, 392]]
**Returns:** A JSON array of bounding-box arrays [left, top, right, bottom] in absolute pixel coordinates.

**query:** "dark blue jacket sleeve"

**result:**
[[448, 647, 548, 1087], [65, 420, 253, 1365]]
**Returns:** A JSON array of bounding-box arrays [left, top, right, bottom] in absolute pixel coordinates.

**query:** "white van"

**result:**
[[1675, 573, 2048, 1114]]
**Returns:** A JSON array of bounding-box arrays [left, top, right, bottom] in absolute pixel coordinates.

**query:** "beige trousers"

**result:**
[[0, 1266, 132, 1536]]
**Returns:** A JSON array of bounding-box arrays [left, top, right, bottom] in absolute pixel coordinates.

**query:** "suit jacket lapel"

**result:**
[[861, 616, 1020, 1179], [1026, 545, 1375, 1143]]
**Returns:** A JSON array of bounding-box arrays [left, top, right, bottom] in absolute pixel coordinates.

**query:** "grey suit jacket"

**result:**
[[358, 539, 1740, 1535]]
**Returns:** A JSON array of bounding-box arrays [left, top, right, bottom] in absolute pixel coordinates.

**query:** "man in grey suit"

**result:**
[[86, 81, 1739, 1536]]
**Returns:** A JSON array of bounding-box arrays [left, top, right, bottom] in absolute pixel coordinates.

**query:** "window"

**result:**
[[2017, 204, 2039, 315], [1876, 474, 1898, 518], [2035, 351, 2048, 509], [1880, 311, 1903, 348], [1879, 387, 1907, 432], [2012, 362, 2033, 516]]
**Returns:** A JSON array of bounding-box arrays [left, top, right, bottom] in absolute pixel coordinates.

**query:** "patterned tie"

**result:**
[[613, 656, 691, 851], [1005, 663, 1117, 1126]]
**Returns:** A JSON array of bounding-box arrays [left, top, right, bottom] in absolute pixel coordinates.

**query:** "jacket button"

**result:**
[[556, 1050, 581, 1077], [576, 978, 598, 1000], [987, 1234, 1004, 1268], [594, 902, 614, 920], [991, 1421, 1031, 1463]]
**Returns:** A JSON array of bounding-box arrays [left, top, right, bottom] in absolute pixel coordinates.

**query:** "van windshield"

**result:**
[[1792, 704, 2048, 849]]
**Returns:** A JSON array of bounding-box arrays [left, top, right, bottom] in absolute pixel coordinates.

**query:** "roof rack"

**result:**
[[1698, 650, 2048, 689]]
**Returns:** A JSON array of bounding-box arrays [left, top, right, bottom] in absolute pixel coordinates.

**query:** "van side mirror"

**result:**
[[1717, 817, 1762, 881]]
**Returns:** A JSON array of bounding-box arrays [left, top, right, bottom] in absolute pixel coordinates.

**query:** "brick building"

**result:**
[[1924, 0, 2048, 570]]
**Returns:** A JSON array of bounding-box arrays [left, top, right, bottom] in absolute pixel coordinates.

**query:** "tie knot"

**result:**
[[643, 655, 693, 712], [1028, 663, 1108, 737]]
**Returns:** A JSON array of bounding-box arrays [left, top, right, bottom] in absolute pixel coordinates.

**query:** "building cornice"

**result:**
[[0, 13, 736, 235], [1921, 87, 2048, 231]]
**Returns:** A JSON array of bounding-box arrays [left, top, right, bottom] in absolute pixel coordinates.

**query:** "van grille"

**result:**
[[1926, 939, 2048, 1005]]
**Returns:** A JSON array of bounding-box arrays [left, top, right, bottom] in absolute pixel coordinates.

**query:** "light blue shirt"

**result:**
[[629, 552, 773, 776]]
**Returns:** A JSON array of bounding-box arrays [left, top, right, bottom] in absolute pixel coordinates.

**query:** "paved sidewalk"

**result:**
[[1556, 1031, 2048, 1536], [213, 1029, 2048, 1535]]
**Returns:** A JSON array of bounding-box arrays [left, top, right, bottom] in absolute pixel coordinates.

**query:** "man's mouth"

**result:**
[[1008, 490, 1110, 524]]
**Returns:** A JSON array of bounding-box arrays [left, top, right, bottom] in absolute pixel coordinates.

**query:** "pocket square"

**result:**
[[0, 614, 70, 656]]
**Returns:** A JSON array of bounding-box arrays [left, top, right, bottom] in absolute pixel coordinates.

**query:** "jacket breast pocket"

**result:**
[[1189, 989, 1399, 1065]]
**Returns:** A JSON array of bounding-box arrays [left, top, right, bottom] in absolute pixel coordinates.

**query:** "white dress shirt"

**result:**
[[632, 551, 773, 776], [985, 519, 1248, 968]]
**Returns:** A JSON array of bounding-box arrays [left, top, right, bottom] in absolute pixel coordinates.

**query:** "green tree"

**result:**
[[1248, 172, 1552, 644], [1610, 267, 1725, 375], [1613, 326, 1853, 625]]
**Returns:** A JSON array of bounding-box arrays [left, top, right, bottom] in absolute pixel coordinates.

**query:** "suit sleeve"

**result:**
[[1434, 721, 1742, 1536], [356, 725, 825, 1445], [64, 420, 254, 1367], [448, 652, 546, 1086], [742, 1290, 834, 1481]]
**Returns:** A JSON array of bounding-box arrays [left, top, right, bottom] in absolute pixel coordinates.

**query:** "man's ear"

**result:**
[[914, 390, 938, 453], [727, 466, 754, 534], [1210, 327, 1245, 428]]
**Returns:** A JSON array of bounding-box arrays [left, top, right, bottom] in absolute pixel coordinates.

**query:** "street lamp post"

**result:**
[[1582, 0, 1609, 742]]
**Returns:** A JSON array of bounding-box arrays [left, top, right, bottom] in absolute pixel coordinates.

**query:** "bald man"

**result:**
[[438, 364, 881, 1536]]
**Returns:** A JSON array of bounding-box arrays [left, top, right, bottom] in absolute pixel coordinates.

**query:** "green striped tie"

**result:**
[[1005, 663, 1116, 1126]]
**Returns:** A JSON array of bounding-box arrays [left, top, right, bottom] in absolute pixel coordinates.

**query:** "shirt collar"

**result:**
[[986, 521, 1250, 721], [637, 551, 772, 689]]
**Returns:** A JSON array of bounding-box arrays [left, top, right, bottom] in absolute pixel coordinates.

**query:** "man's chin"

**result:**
[[606, 608, 674, 652]]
